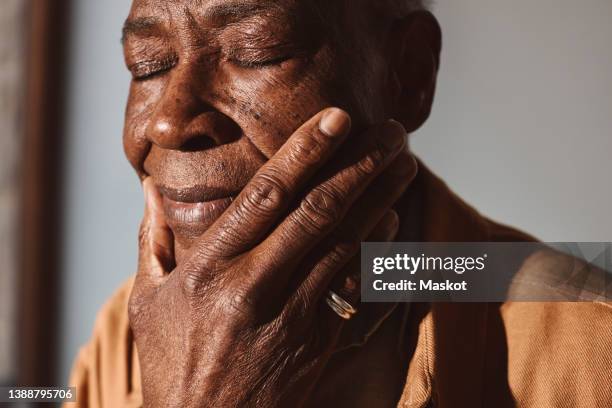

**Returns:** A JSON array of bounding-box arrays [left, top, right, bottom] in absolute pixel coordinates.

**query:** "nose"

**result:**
[[145, 66, 240, 151]]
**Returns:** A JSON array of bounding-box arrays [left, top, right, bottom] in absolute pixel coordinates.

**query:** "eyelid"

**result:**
[[225, 42, 297, 68], [228, 53, 292, 69], [128, 55, 178, 80]]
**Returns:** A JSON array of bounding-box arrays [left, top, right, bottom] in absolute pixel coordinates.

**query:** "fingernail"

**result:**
[[382, 119, 407, 151], [319, 108, 351, 137]]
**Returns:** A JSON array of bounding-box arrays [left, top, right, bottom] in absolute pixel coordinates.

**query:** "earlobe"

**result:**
[[389, 11, 442, 133]]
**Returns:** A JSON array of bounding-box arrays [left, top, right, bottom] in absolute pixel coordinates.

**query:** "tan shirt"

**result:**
[[65, 162, 612, 407]]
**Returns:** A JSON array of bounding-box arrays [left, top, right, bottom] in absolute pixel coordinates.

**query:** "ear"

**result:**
[[387, 11, 442, 133]]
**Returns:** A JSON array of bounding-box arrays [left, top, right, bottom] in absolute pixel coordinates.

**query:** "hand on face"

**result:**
[[129, 108, 418, 407]]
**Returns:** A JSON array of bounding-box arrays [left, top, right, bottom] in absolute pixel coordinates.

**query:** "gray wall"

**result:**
[[59, 0, 135, 381], [412, 0, 612, 243], [59, 0, 612, 382]]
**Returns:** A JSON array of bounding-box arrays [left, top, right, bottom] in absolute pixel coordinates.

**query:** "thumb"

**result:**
[[140, 177, 175, 278]]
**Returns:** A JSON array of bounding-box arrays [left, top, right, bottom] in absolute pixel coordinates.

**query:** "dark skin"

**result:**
[[122, 0, 441, 406]]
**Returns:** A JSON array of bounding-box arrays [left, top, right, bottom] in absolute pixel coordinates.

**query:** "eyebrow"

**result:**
[[121, 16, 161, 44], [203, 0, 282, 23]]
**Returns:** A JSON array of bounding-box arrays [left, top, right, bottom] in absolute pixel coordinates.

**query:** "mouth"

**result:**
[[159, 185, 238, 238]]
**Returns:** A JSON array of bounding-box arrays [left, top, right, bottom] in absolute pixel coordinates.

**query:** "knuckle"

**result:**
[[180, 255, 224, 300], [239, 173, 289, 217], [210, 227, 243, 256], [295, 186, 344, 235], [325, 238, 360, 269], [219, 284, 258, 320], [359, 144, 387, 176], [181, 268, 208, 298], [288, 130, 326, 165]]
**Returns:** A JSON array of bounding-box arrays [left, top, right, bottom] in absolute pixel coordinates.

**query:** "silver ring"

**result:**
[[325, 290, 357, 320]]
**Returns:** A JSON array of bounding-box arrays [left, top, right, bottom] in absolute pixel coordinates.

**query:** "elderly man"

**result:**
[[67, 0, 612, 407]]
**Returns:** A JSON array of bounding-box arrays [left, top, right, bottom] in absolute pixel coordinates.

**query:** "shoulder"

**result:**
[[499, 300, 612, 406], [501, 248, 612, 360], [409, 160, 612, 405], [93, 276, 134, 335], [87, 276, 135, 366], [66, 276, 142, 408], [492, 238, 612, 404]]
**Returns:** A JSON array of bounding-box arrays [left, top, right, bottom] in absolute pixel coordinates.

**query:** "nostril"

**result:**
[[148, 110, 241, 151], [181, 136, 217, 152]]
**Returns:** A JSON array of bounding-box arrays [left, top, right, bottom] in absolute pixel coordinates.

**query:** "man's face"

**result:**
[[122, 0, 397, 260]]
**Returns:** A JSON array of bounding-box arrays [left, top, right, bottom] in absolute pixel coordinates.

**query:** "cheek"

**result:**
[[215, 60, 333, 158]]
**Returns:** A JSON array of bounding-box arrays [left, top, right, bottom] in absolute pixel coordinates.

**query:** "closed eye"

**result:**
[[225, 43, 298, 69], [129, 55, 178, 81], [228, 53, 293, 69]]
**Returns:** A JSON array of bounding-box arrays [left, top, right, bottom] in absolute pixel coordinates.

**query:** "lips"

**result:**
[[159, 185, 238, 238], [158, 185, 237, 203], [143, 142, 265, 241]]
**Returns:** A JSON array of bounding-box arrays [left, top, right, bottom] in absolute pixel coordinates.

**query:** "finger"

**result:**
[[330, 209, 400, 307], [307, 152, 417, 298], [320, 210, 399, 328], [137, 177, 175, 282], [284, 151, 415, 315], [253, 126, 409, 292], [189, 107, 351, 262], [285, 209, 399, 326]]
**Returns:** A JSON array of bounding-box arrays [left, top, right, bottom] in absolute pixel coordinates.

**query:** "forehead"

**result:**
[[123, 0, 332, 44], [127, 0, 311, 23]]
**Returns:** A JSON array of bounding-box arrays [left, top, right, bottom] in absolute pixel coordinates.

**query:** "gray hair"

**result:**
[[381, 0, 431, 15], [406, 0, 430, 11], [363, 0, 431, 28]]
